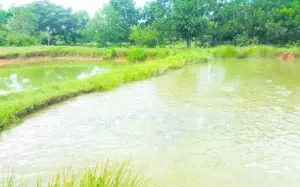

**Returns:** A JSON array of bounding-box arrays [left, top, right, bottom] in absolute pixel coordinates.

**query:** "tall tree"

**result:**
[[172, 0, 214, 48], [92, 0, 138, 46], [94, 5, 127, 46], [110, 0, 138, 39], [7, 6, 38, 35], [0, 10, 11, 25], [28, 0, 85, 44]]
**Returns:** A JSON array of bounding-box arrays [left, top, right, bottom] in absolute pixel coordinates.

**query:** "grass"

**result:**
[[0, 45, 299, 131], [1, 160, 155, 187], [0, 46, 173, 60]]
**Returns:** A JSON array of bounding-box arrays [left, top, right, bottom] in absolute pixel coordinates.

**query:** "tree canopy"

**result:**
[[0, 0, 299, 47]]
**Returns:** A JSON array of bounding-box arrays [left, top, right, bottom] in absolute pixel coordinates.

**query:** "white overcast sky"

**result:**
[[0, 0, 148, 16]]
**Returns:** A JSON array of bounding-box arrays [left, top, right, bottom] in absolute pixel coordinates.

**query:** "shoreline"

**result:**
[[0, 46, 299, 131]]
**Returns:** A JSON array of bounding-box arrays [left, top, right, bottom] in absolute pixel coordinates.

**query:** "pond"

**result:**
[[0, 59, 300, 187], [0, 62, 110, 95]]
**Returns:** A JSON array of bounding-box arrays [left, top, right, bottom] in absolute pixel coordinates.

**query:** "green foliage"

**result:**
[[212, 46, 239, 58], [103, 48, 117, 60], [0, 10, 11, 25], [2, 160, 154, 187], [1, 0, 300, 47], [95, 5, 127, 47], [5, 34, 38, 46], [127, 49, 147, 62], [234, 34, 259, 46], [6, 6, 38, 35], [129, 26, 159, 47], [172, 0, 214, 48]]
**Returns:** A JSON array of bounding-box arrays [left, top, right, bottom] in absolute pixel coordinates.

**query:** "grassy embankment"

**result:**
[[0, 45, 299, 131], [2, 160, 155, 187]]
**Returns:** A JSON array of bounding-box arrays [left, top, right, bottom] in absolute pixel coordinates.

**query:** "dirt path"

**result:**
[[0, 56, 127, 67]]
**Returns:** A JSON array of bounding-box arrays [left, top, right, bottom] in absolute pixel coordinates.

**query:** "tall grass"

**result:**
[[0, 46, 173, 60], [2, 161, 155, 187], [211, 45, 300, 58]]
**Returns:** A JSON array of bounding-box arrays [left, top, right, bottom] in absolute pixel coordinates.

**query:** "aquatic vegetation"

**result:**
[[1, 161, 154, 187]]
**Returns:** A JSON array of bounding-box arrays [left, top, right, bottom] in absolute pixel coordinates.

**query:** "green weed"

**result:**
[[2, 161, 155, 187]]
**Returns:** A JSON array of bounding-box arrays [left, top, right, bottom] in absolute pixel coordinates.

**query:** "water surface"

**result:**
[[0, 62, 109, 95], [0, 59, 300, 187]]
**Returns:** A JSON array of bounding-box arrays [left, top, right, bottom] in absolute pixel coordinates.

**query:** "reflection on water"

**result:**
[[1, 59, 300, 187], [0, 66, 110, 95], [0, 74, 32, 95], [77, 67, 110, 80], [197, 65, 226, 92]]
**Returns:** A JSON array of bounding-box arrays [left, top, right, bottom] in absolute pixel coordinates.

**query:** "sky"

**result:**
[[0, 0, 148, 16]]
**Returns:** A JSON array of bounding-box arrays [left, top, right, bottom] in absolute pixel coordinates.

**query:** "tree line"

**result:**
[[0, 0, 299, 48]]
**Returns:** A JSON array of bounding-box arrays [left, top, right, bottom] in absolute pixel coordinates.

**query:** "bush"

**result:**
[[213, 46, 239, 58], [5, 34, 39, 46], [127, 48, 147, 62], [0, 29, 8, 46], [103, 48, 117, 60], [129, 26, 159, 48], [234, 34, 258, 46]]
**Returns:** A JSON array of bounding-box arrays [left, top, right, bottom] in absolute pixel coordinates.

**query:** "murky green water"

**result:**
[[0, 62, 109, 95], [1, 59, 300, 187]]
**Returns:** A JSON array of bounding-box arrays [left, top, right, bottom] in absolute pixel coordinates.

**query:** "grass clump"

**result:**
[[212, 46, 239, 58], [127, 49, 147, 63], [2, 160, 155, 187], [103, 49, 117, 60]]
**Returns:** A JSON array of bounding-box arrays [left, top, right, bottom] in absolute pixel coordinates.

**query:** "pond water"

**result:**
[[1, 59, 300, 187], [0, 64, 109, 95]]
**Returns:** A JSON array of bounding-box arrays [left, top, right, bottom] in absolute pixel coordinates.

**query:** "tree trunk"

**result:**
[[186, 38, 191, 48], [173, 38, 175, 48]]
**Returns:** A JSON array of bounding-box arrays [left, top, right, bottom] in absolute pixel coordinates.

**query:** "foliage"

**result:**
[[129, 26, 159, 47], [127, 49, 147, 62], [2, 160, 154, 187], [212, 46, 239, 58], [1, 0, 300, 47], [103, 48, 118, 60], [172, 0, 214, 48], [94, 5, 127, 47], [6, 6, 38, 35], [5, 34, 39, 46]]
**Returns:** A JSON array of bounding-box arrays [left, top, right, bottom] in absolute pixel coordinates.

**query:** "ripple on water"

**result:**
[[1, 62, 300, 187]]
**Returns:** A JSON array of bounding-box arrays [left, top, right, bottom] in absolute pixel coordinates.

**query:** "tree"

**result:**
[[28, 0, 85, 44], [110, 0, 138, 40], [7, 6, 38, 35], [141, 0, 177, 46], [92, 0, 138, 46], [0, 10, 11, 25], [129, 26, 159, 47], [172, 0, 214, 48], [94, 5, 127, 46]]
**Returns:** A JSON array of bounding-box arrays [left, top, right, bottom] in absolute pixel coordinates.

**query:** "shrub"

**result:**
[[5, 34, 39, 46], [212, 46, 239, 58], [234, 34, 258, 46], [0, 29, 8, 46], [129, 26, 159, 48], [103, 48, 117, 60], [127, 48, 147, 62]]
